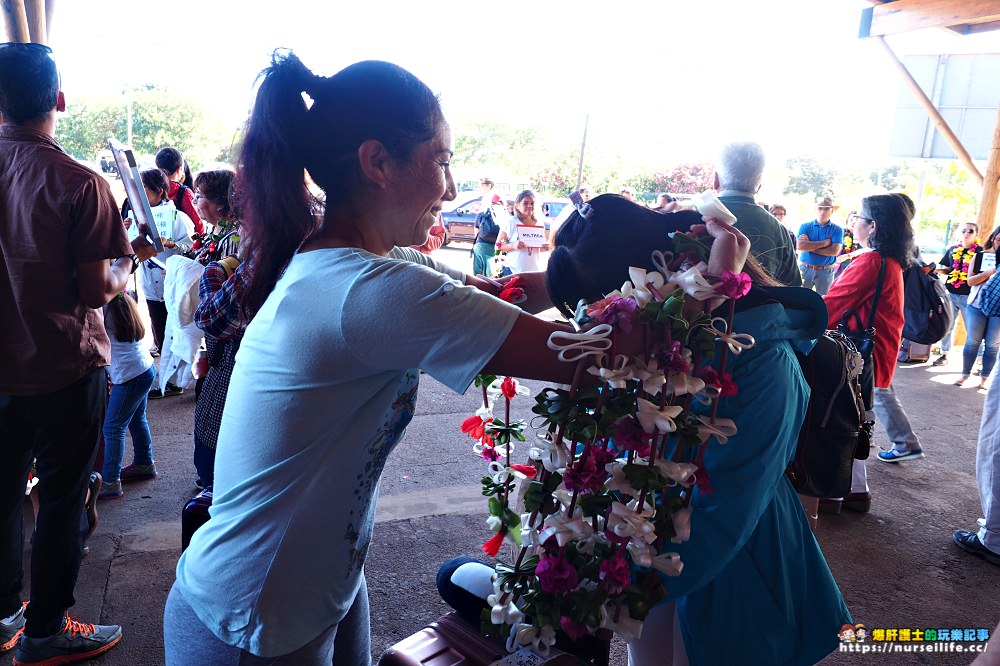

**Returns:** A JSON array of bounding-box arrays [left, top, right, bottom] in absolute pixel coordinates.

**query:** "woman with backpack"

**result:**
[[822, 193, 922, 513], [156, 147, 205, 235], [957, 226, 1000, 390]]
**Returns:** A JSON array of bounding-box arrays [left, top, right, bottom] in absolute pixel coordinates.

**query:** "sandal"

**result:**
[[954, 376, 969, 386]]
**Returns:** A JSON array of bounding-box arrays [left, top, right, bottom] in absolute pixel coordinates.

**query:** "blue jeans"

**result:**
[[164, 577, 371, 665], [873, 384, 921, 453], [963, 304, 1000, 377], [102, 365, 156, 484], [800, 264, 835, 295], [941, 291, 969, 353]]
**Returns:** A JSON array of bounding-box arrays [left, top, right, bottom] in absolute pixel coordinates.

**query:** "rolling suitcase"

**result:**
[[898, 338, 930, 363], [379, 612, 589, 666], [181, 487, 212, 551]]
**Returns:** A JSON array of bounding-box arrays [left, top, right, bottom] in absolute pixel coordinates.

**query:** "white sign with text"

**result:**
[[517, 225, 546, 248]]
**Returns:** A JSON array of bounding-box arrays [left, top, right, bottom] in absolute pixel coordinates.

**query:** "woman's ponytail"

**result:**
[[239, 50, 319, 317]]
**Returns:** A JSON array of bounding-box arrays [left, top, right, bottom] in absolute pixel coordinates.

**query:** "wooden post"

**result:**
[[876, 36, 985, 188], [976, 103, 1000, 233], [1, 0, 30, 42], [23, 0, 44, 44]]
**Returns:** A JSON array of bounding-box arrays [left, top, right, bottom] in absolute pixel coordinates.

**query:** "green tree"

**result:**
[[784, 156, 837, 198], [55, 86, 233, 168]]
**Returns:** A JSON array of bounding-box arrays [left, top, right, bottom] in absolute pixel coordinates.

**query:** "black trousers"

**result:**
[[146, 298, 168, 352], [0, 367, 106, 636]]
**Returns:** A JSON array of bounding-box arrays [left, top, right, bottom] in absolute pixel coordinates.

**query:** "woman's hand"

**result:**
[[163, 239, 176, 249], [694, 217, 750, 278], [516, 240, 527, 250]]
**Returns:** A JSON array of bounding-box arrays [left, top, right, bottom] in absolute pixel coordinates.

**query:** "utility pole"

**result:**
[[575, 113, 589, 191]]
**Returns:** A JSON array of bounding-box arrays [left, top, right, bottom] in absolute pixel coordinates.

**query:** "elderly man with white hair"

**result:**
[[714, 141, 802, 286]]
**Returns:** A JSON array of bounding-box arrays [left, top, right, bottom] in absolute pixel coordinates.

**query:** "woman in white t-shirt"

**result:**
[[496, 189, 550, 275], [163, 52, 750, 666]]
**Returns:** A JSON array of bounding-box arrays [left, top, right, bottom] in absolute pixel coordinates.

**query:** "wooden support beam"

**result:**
[[1, 0, 30, 42], [876, 36, 984, 188], [976, 103, 1000, 234], [864, 0, 1000, 37], [23, 0, 44, 44]]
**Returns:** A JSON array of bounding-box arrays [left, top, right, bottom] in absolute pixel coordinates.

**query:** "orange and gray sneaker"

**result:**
[[13, 614, 121, 666], [0, 602, 27, 652]]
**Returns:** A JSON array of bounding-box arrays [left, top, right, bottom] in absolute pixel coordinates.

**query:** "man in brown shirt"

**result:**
[[0, 42, 155, 664]]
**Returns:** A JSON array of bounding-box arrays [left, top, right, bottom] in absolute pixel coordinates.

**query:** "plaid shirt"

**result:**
[[195, 261, 250, 340]]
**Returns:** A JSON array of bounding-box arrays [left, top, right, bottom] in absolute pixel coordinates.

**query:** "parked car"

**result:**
[[440, 194, 571, 245]]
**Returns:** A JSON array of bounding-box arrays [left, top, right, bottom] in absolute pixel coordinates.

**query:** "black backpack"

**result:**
[[788, 330, 873, 498], [901, 262, 952, 345], [476, 206, 501, 245]]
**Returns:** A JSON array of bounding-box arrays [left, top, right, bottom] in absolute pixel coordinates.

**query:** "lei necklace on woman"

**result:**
[[457, 230, 754, 657], [949, 243, 980, 288]]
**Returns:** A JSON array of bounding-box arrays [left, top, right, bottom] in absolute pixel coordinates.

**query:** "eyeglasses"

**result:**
[[962, 230, 976, 235]]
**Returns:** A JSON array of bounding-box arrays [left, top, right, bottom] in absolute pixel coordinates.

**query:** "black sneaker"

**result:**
[[149, 383, 184, 400], [953, 530, 1000, 565], [12, 615, 121, 665], [0, 602, 27, 652]]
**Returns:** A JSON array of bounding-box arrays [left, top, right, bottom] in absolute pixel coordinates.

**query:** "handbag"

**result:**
[[837, 253, 886, 414]]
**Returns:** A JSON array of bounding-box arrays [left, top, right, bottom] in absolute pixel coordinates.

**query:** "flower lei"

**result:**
[[458, 231, 755, 656], [948, 243, 980, 288], [191, 219, 239, 264]]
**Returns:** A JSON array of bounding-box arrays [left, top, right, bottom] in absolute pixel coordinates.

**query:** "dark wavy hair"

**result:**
[[0, 43, 58, 123], [860, 192, 916, 266], [238, 50, 444, 315], [194, 169, 237, 219], [547, 194, 778, 317]]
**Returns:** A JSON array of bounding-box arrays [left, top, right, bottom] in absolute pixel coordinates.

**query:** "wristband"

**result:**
[[126, 254, 140, 274]]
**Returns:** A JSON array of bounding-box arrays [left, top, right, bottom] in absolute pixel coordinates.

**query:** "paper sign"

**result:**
[[517, 225, 546, 248], [983, 253, 996, 271]]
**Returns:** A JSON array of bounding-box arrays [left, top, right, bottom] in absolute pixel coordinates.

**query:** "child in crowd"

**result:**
[[135, 168, 194, 397], [98, 291, 157, 499]]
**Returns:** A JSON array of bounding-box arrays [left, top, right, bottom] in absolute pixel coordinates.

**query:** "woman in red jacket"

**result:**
[[822, 193, 920, 514]]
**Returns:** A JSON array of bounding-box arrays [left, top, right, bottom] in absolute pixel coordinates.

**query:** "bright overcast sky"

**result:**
[[47, 0, 1000, 169]]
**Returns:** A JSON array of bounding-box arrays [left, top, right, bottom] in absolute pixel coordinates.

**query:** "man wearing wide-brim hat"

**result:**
[[796, 196, 844, 295]]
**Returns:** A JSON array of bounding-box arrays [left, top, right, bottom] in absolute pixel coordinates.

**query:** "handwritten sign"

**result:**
[[517, 225, 546, 248], [983, 252, 996, 272]]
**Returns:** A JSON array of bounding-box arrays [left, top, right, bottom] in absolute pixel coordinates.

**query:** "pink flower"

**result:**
[[560, 616, 590, 640], [612, 416, 650, 456], [480, 445, 500, 462], [562, 454, 605, 493], [599, 554, 632, 594], [535, 553, 579, 594], [717, 270, 752, 299], [718, 371, 738, 397], [658, 340, 690, 374], [587, 295, 639, 333], [500, 376, 519, 400], [697, 366, 719, 388]]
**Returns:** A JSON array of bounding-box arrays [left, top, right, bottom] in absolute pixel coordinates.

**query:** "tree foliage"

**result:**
[[635, 163, 714, 195], [55, 86, 233, 168], [783, 156, 837, 198]]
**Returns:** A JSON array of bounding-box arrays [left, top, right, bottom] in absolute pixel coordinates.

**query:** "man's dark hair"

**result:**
[[155, 147, 184, 174], [0, 43, 59, 123]]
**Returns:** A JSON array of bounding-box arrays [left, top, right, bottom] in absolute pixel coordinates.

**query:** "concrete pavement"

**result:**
[[8, 333, 1000, 665]]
